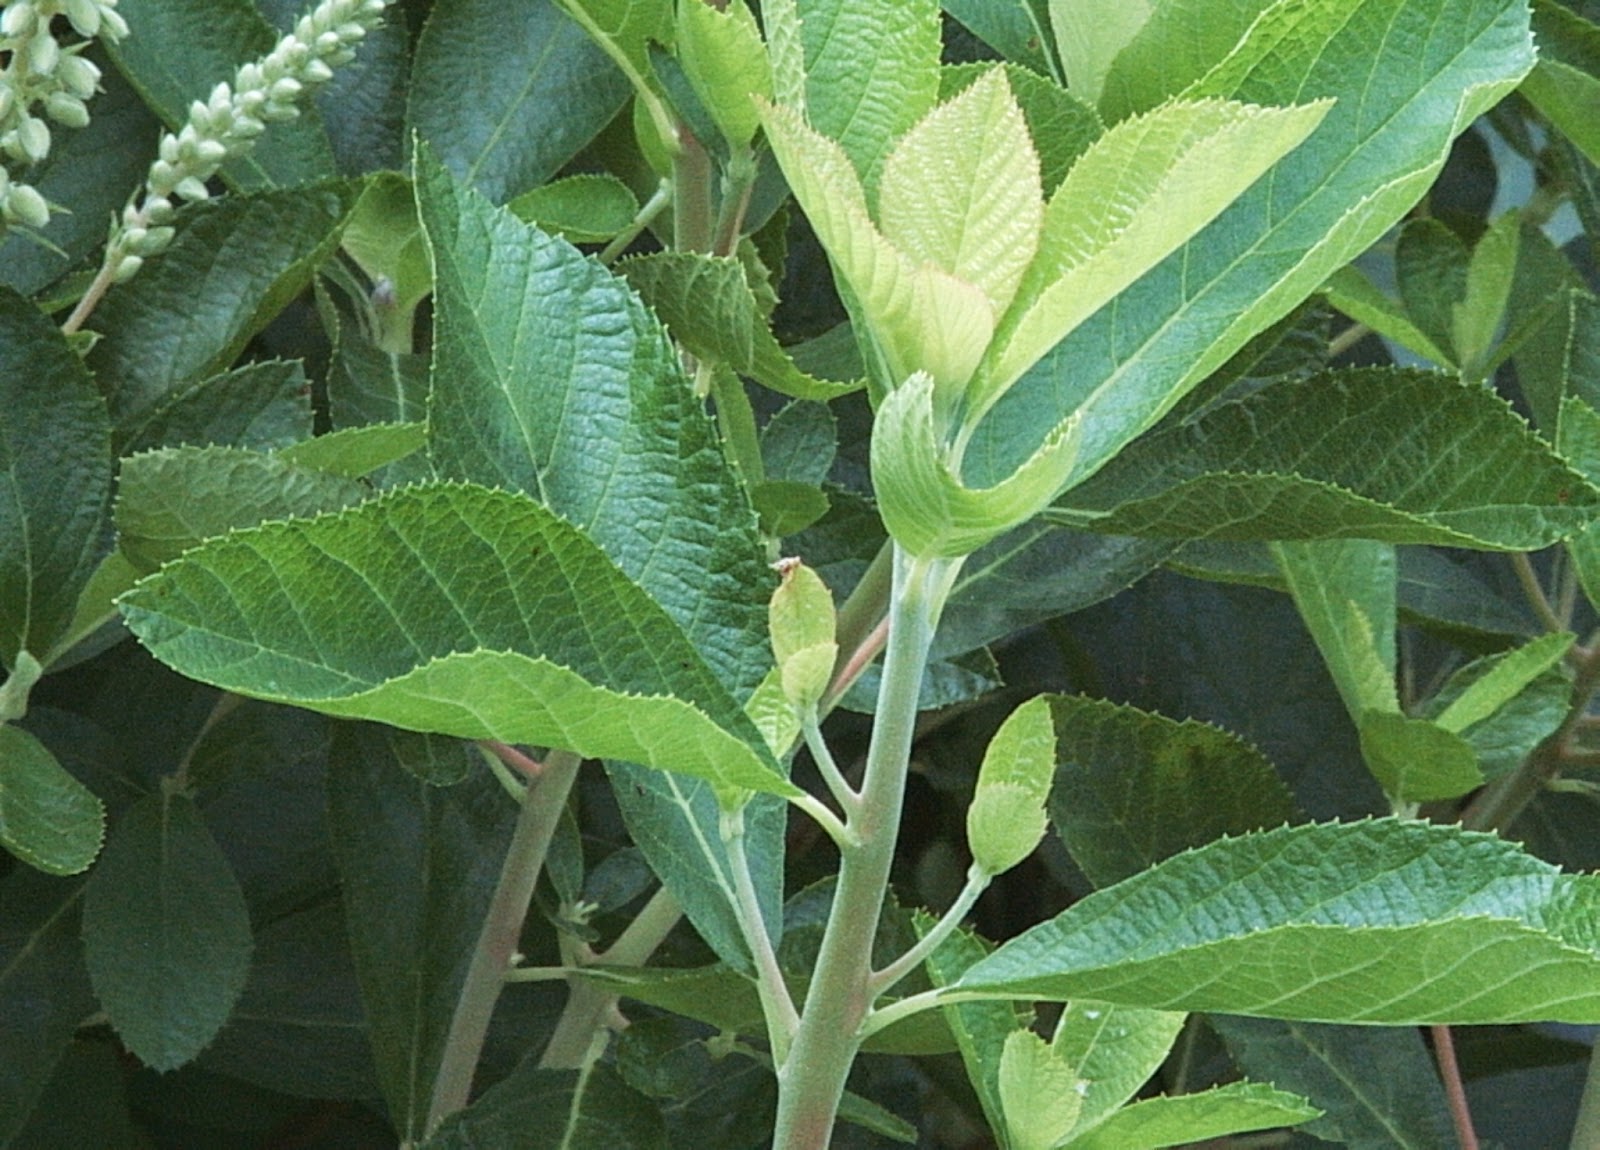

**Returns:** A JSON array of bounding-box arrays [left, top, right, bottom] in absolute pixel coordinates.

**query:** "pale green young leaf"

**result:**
[[105, 0, 336, 190], [1062, 1082, 1320, 1150], [118, 484, 794, 799], [1455, 210, 1522, 377], [678, 0, 771, 146], [0, 725, 105, 876], [939, 63, 1103, 196], [273, 423, 427, 478], [873, 373, 1080, 558], [968, 696, 1056, 876], [878, 68, 1043, 319], [1357, 711, 1484, 803], [407, 0, 631, 203], [1435, 631, 1574, 734], [342, 174, 433, 317], [1051, 1002, 1187, 1134], [964, 0, 1534, 496], [1051, 369, 1600, 550], [999, 1029, 1081, 1150], [1322, 265, 1453, 366], [507, 174, 641, 243], [1044, 695, 1299, 889], [797, 0, 942, 194], [973, 97, 1329, 415], [115, 445, 371, 574], [618, 252, 862, 400], [759, 0, 804, 109], [1272, 540, 1399, 721], [0, 288, 113, 670], [81, 791, 252, 1071], [957, 819, 1600, 1023], [1423, 651, 1568, 782], [758, 101, 994, 392], [1048, 0, 1153, 104], [1209, 1017, 1457, 1148]]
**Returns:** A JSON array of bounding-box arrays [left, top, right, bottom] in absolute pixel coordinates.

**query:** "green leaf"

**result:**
[[1454, 210, 1521, 378], [973, 95, 1330, 414], [507, 174, 642, 244], [939, 63, 1103, 197], [1045, 695, 1300, 888], [874, 371, 1080, 558], [1273, 539, 1398, 721], [761, 401, 837, 486], [878, 68, 1042, 320], [942, 1, 1056, 78], [1053, 369, 1599, 549], [957, 819, 1600, 1023], [999, 1029, 1081, 1150], [1209, 1017, 1458, 1149], [9, 1040, 140, 1148], [423, 1061, 665, 1150], [81, 791, 252, 1071], [796, 0, 942, 195], [0, 288, 114, 669], [1322, 265, 1453, 366], [326, 723, 516, 1142], [407, 0, 631, 203], [967, 0, 1535, 494], [1062, 1081, 1319, 1150], [751, 481, 831, 537], [417, 152, 788, 961], [113, 359, 314, 456], [1427, 652, 1569, 781], [115, 445, 372, 574], [555, 0, 672, 80], [274, 423, 427, 478], [1357, 711, 1484, 803], [321, 303, 431, 431], [119, 484, 793, 798], [1435, 631, 1574, 733], [88, 187, 353, 437], [677, 0, 771, 146], [0, 865, 98, 1143], [1090, 1, 1274, 120], [106, 0, 337, 190], [1397, 218, 1471, 365], [342, 173, 434, 318], [1520, 0, 1600, 166], [0, 726, 105, 877], [618, 252, 862, 400], [1048, 0, 1154, 104], [1051, 1002, 1187, 1134]]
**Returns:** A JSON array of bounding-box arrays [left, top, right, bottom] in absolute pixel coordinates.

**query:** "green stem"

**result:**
[[770, 548, 956, 1150], [673, 127, 715, 254], [426, 749, 583, 1133], [709, 361, 765, 488], [724, 806, 801, 1063], [1512, 552, 1564, 633], [867, 862, 988, 996], [539, 886, 685, 1069], [598, 178, 673, 265], [823, 543, 894, 711], [1571, 1039, 1600, 1150]]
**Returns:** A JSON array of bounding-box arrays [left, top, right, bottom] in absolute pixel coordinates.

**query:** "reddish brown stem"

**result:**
[[1432, 1024, 1479, 1150]]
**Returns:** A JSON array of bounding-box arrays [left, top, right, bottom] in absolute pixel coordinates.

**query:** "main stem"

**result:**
[[770, 548, 949, 1150], [425, 749, 583, 1136]]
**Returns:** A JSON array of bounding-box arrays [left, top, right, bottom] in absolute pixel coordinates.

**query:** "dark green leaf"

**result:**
[[1063, 1082, 1319, 1150], [1054, 369, 1596, 550], [88, 187, 353, 436], [115, 444, 372, 573], [761, 401, 837, 486], [1209, 1016, 1456, 1149], [383, 729, 480, 787], [423, 1060, 666, 1150], [751, 480, 830, 537], [507, 174, 642, 243], [106, 0, 337, 190], [0, 726, 105, 876], [1396, 217, 1472, 363], [1046, 695, 1300, 888], [970, 0, 1535, 494], [407, 0, 631, 204], [322, 300, 431, 430], [1093, 1, 1275, 120], [6, 1040, 139, 1150], [0, 867, 96, 1144], [327, 723, 515, 1142], [275, 422, 427, 478], [0, 287, 113, 667], [958, 820, 1600, 1023], [1520, 0, 1600, 166], [113, 359, 314, 456], [940, 0, 1057, 77], [81, 791, 253, 1070]]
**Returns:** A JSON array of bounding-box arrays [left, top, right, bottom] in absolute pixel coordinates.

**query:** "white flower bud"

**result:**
[[28, 30, 60, 77], [226, 115, 264, 140], [303, 58, 333, 84], [148, 158, 179, 191], [64, 0, 102, 37], [112, 254, 143, 282], [45, 92, 90, 129], [1, 2, 37, 39], [269, 76, 303, 103], [17, 117, 50, 163], [56, 53, 101, 99], [195, 138, 227, 164], [159, 134, 181, 164], [143, 195, 173, 223], [101, 8, 129, 39], [174, 175, 210, 201], [0, 87, 14, 122], [5, 183, 51, 230], [126, 224, 174, 256]]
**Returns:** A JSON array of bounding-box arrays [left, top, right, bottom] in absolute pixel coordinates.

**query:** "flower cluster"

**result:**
[[111, 0, 388, 281], [0, 0, 127, 231]]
